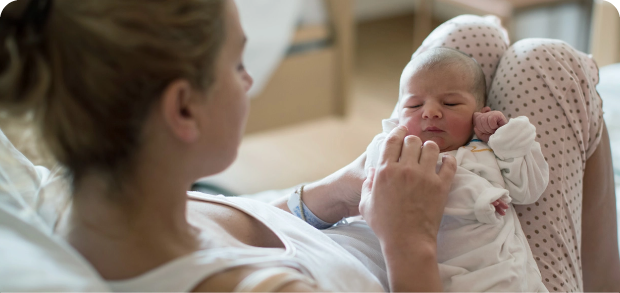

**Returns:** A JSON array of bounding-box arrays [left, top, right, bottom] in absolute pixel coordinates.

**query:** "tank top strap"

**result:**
[[233, 267, 319, 292], [106, 248, 304, 292]]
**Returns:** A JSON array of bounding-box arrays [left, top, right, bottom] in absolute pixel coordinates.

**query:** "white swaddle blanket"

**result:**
[[327, 116, 549, 292]]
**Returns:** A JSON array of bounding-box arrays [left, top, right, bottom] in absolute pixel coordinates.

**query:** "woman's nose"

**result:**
[[244, 72, 254, 93], [422, 104, 442, 119]]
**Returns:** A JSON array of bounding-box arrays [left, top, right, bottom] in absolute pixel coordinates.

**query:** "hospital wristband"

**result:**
[[287, 185, 336, 230]]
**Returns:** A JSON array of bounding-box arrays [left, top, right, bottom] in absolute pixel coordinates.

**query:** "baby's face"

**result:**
[[399, 64, 478, 152]]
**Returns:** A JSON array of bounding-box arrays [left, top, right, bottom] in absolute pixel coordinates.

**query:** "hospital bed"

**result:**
[[241, 0, 354, 133]]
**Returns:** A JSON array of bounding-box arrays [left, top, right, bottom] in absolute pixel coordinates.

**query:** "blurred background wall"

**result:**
[[354, 0, 417, 21], [354, 0, 594, 52]]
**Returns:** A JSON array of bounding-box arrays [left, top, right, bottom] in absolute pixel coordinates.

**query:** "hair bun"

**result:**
[[0, 0, 53, 119], [0, 0, 52, 35]]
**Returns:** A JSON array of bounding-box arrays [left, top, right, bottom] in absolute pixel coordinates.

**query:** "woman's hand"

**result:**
[[359, 125, 457, 292], [360, 125, 456, 243]]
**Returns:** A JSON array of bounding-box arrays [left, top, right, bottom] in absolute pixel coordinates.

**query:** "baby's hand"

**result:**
[[473, 107, 508, 143], [493, 199, 509, 216]]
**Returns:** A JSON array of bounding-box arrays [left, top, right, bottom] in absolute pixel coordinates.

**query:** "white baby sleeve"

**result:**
[[487, 116, 549, 205], [364, 118, 399, 173], [365, 133, 386, 173]]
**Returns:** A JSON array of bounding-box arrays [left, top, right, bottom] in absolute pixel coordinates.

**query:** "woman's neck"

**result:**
[[62, 168, 201, 280]]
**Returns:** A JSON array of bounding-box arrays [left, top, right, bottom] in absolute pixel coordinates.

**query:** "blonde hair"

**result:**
[[0, 0, 226, 186]]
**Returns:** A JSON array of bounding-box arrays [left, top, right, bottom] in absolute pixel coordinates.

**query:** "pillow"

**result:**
[[0, 129, 109, 291], [0, 128, 70, 231]]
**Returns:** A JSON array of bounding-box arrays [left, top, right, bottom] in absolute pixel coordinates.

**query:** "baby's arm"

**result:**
[[487, 116, 550, 205], [474, 108, 510, 214]]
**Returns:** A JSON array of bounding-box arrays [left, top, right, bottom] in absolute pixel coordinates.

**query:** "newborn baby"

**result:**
[[365, 47, 550, 292]]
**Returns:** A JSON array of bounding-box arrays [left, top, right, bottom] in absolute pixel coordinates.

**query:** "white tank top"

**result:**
[[106, 192, 384, 292]]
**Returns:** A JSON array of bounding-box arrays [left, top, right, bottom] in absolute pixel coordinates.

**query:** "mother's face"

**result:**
[[198, 0, 253, 173]]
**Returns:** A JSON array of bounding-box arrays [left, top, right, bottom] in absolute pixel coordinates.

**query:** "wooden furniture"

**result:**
[[244, 0, 354, 134], [590, 0, 620, 67]]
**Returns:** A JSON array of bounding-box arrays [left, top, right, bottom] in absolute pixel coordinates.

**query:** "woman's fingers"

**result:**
[[379, 125, 408, 165], [363, 167, 376, 194], [419, 140, 440, 168], [437, 154, 457, 183], [399, 135, 423, 166]]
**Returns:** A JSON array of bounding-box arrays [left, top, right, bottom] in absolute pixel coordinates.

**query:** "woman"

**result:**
[[1, 0, 455, 291], [0, 0, 617, 292]]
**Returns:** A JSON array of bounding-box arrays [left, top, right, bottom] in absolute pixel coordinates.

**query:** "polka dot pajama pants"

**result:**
[[411, 15, 604, 292]]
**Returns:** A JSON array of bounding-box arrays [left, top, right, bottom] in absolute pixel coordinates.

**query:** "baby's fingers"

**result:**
[[492, 200, 509, 216], [491, 111, 508, 128], [497, 114, 508, 127], [488, 115, 500, 130], [481, 115, 494, 133]]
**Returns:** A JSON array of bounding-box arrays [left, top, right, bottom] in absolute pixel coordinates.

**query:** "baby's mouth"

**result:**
[[424, 126, 444, 133]]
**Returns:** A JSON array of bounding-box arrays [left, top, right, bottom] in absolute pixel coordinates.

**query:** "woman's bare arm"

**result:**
[[581, 122, 620, 292], [271, 153, 367, 223]]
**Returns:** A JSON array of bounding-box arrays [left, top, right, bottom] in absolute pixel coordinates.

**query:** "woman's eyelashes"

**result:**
[[237, 63, 245, 71]]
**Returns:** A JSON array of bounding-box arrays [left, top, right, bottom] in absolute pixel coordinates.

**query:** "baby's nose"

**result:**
[[422, 106, 442, 119]]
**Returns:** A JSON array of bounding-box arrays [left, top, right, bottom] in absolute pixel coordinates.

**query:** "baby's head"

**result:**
[[398, 47, 486, 152]]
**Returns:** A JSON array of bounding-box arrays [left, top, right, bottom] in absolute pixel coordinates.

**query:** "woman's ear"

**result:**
[[160, 79, 201, 143]]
